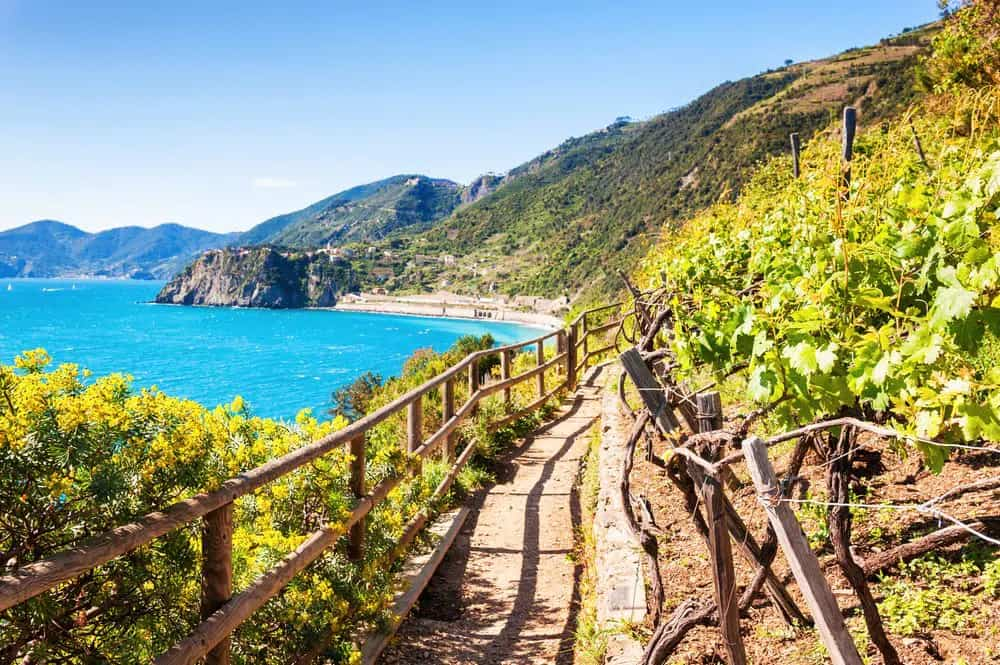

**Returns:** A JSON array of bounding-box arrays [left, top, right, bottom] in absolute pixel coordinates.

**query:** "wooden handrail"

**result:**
[[0, 299, 624, 663]]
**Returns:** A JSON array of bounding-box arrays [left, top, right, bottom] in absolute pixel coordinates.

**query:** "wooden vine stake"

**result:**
[[790, 132, 801, 178], [909, 119, 930, 172], [742, 437, 863, 665], [841, 106, 857, 199], [694, 392, 746, 665]]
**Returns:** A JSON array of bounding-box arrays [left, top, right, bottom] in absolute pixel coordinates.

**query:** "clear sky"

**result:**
[[0, 1, 940, 234]]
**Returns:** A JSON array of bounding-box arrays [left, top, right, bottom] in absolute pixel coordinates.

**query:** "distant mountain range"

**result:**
[[0, 221, 239, 279], [0, 174, 495, 280]]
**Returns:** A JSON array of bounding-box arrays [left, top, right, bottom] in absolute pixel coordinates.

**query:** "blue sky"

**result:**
[[0, 1, 940, 234]]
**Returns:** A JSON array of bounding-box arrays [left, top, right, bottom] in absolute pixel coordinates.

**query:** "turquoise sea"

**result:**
[[0, 279, 542, 419]]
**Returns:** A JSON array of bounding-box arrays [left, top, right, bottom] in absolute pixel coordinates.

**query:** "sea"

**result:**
[[0, 279, 543, 420]]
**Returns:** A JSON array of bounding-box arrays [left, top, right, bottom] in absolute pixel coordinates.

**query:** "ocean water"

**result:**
[[0, 279, 544, 419]]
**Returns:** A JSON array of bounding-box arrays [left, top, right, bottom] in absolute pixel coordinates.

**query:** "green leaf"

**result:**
[[748, 365, 778, 402], [872, 354, 891, 386], [752, 331, 773, 357], [782, 341, 818, 376], [930, 285, 976, 328], [852, 287, 897, 315], [815, 345, 838, 373], [956, 401, 1000, 441], [917, 441, 949, 474]]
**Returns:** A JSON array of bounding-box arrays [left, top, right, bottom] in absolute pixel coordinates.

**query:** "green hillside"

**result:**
[[240, 175, 462, 248], [379, 31, 931, 303], [634, 1, 1000, 456], [154, 26, 934, 308]]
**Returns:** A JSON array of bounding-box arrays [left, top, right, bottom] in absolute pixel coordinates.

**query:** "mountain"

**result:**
[[381, 30, 933, 303], [1, 174, 461, 280], [0, 220, 238, 279], [239, 175, 463, 248], [158, 27, 933, 309]]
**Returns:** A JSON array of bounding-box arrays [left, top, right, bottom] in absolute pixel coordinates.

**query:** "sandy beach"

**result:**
[[328, 293, 565, 330]]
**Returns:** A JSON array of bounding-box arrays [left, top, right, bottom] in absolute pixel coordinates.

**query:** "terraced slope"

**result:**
[[385, 32, 931, 303]]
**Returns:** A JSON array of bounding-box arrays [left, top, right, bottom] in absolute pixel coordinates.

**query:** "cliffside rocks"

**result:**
[[459, 174, 504, 206], [155, 246, 357, 308]]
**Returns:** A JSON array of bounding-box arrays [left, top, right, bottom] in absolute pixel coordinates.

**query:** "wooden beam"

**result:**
[[360, 507, 471, 665], [618, 348, 680, 434], [742, 437, 863, 665], [154, 474, 404, 665]]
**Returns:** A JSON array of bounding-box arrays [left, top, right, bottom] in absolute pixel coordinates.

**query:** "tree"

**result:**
[[329, 371, 383, 420]]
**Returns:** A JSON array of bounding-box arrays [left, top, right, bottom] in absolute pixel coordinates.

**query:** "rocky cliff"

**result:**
[[155, 247, 358, 308], [459, 174, 504, 205]]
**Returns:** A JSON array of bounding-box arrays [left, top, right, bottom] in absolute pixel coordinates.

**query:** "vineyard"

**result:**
[[608, 10, 1000, 661]]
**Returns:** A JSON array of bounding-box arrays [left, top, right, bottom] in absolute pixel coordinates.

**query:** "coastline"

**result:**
[[149, 296, 562, 332], [326, 295, 564, 331]]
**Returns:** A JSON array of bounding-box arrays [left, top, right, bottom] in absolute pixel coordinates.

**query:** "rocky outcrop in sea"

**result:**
[[155, 246, 356, 308]]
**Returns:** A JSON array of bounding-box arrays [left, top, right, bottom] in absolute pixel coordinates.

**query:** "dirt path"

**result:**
[[380, 366, 606, 665]]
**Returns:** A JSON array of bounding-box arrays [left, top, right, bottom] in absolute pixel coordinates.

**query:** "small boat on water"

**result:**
[[5, 284, 11, 292]]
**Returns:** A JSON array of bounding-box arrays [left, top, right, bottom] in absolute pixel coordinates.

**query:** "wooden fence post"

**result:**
[[694, 393, 745, 665], [500, 351, 512, 408], [201, 503, 234, 665], [349, 435, 366, 561], [468, 361, 479, 417], [742, 437, 864, 665], [558, 330, 568, 382], [536, 340, 545, 398], [581, 314, 589, 362], [407, 397, 423, 475], [566, 325, 578, 391], [442, 378, 456, 462], [842, 106, 857, 198], [790, 132, 801, 178]]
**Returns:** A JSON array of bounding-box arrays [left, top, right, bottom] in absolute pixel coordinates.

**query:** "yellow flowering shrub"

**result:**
[[1, 333, 557, 663]]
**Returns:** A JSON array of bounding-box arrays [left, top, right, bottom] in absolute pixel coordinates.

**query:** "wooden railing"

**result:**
[[0, 302, 625, 664]]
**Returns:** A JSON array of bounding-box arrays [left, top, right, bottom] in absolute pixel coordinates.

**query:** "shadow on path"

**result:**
[[384, 365, 606, 664]]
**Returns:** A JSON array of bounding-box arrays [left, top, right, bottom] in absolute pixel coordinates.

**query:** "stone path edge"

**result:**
[[595, 365, 647, 664]]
